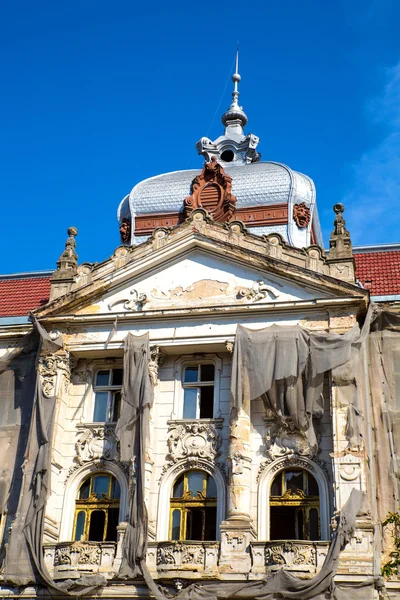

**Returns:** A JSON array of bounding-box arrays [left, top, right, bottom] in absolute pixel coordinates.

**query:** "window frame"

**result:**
[[172, 355, 222, 420], [269, 469, 320, 541], [73, 472, 120, 542], [169, 471, 217, 541], [89, 366, 123, 424]]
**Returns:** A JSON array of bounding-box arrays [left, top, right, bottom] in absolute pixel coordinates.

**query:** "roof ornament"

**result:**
[[52, 227, 79, 278], [328, 204, 353, 259], [196, 46, 261, 166], [221, 45, 248, 133]]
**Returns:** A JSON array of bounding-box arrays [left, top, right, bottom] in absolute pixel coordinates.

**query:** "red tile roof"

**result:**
[[354, 251, 400, 296], [0, 276, 52, 317]]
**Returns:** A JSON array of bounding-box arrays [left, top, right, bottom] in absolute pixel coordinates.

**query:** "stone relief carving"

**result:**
[[265, 542, 317, 568], [293, 202, 311, 229], [160, 455, 217, 482], [119, 218, 131, 244], [238, 280, 280, 302], [264, 418, 315, 460], [38, 353, 74, 398], [167, 420, 222, 464], [184, 156, 237, 223], [157, 542, 205, 567], [149, 345, 167, 386], [75, 425, 119, 464], [108, 288, 148, 312], [149, 279, 281, 306], [54, 543, 103, 566], [257, 454, 320, 484]]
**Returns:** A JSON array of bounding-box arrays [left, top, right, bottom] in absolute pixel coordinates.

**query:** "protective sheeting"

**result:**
[[173, 490, 367, 600], [115, 332, 153, 578], [2, 322, 105, 595], [368, 309, 400, 523], [231, 313, 372, 454], [0, 331, 38, 569]]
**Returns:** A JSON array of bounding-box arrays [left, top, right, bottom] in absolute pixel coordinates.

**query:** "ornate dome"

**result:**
[[117, 51, 322, 249]]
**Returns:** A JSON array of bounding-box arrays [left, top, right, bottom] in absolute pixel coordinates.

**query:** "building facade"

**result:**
[[1, 59, 400, 600]]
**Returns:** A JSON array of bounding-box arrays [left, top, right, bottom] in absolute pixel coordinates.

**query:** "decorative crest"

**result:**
[[184, 156, 237, 222]]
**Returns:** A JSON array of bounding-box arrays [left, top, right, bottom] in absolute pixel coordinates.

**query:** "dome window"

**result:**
[[220, 149, 234, 163]]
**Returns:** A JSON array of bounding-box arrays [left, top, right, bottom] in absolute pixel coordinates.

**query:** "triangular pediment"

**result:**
[[34, 215, 366, 319]]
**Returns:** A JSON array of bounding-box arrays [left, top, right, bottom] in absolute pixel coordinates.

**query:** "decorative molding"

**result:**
[[54, 543, 102, 567], [165, 420, 223, 469], [74, 424, 119, 465], [157, 542, 204, 567], [264, 541, 317, 568], [264, 417, 315, 461], [149, 345, 167, 386], [238, 280, 280, 303], [293, 202, 311, 229], [38, 352, 74, 398], [134, 203, 288, 236], [184, 157, 236, 223], [119, 218, 131, 244], [108, 287, 148, 312]]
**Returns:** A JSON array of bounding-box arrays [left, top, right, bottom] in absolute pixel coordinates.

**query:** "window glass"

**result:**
[[206, 474, 217, 498], [74, 511, 86, 541], [111, 478, 121, 499], [96, 370, 110, 386], [186, 508, 203, 540], [199, 386, 213, 418], [285, 471, 304, 493], [173, 475, 184, 498], [187, 471, 204, 496], [78, 479, 90, 500], [106, 508, 119, 541], [112, 391, 121, 422], [93, 392, 108, 422], [93, 475, 110, 499], [307, 473, 319, 496], [112, 369, 123, 386], [184, 366, 198, 383], [183, 388, 197, 419], [200, 364, 215, 382], [88, 510, 106, 541], [271, 475, 282, 496], [171, 510, 181, 540], [309, 508, 319, 540]]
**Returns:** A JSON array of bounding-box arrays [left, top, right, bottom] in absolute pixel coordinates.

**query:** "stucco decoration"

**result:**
[[157, 543, 204, 567], [166, 420, 223, 464], [38, 352, 74, 398], [108, 288, 148, 312], [264, 417, 315, 460], [184, 157, 236, 222], [75, 424, 119, 465], [120, 218, 131, 244], [149, 345, 166, 386], [293, 202, 311, 229]]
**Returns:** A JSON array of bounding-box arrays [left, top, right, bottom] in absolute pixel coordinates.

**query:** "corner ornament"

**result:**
[[184, 157, 237, 223], [293, 202, 311, 229]]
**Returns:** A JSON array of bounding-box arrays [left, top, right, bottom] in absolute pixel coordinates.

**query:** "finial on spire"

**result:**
[[221, 45, 248, 133]]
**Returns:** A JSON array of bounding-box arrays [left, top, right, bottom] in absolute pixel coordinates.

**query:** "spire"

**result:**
[[221, 45, 248, 134], [196, 46, 260, 165]]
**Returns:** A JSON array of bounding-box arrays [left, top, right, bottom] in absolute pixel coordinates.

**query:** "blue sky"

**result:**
[[1, 0, 400, 273]]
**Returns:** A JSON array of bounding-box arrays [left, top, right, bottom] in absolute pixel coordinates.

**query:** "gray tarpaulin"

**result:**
[[2, 320, 105, 594], [231, 312, 372, 453], [115, 332, 153, 579], [173, 489, 371, 600]]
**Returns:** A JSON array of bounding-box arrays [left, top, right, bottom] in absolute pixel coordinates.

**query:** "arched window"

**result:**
[[73, 473, 120, 542], [269, 469, 320, 541], [170, 471, 217, 541]]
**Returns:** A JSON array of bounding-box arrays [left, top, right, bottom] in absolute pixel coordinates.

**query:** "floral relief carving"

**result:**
[[265, 542, 317, 568], [149, 345, 166, 386], [75, 424, 119, 464], [157, 542, 205, 567], [167, 420, 223, 464], [54, 543, 102, 566], [108, 288, 148, 312]]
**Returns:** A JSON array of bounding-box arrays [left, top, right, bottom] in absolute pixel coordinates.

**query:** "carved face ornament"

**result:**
[[293, 203, 311, 229]]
